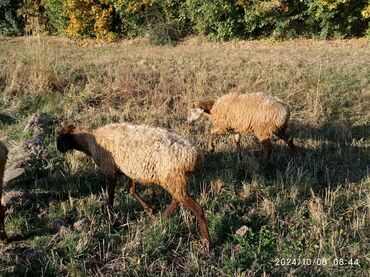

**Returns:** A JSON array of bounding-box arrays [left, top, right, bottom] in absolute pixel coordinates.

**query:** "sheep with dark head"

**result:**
[[188, 92, 296, 163], [56, 123, 210, 245], [0, 141, 8, 244]]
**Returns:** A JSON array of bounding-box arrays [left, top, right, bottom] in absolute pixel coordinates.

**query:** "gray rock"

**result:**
[[24, 114, 53, 135], [51, 219, 66, 233], [1, 245, 43, 262], [235, 225, 249, 237], [2, 189, 32, 207], [3, 167, 26, 184], [73, 218, 91, 230], [58, 226, 70, 237]]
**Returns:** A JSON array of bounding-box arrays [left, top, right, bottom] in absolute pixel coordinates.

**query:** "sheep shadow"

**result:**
[[287, 120, 370, 188], [185, 120, 369, 243], [0, 113, 17, 125], [191, 120, 369, 193]]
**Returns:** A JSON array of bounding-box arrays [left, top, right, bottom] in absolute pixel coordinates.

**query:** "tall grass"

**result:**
[[0, 36, 369, 276]]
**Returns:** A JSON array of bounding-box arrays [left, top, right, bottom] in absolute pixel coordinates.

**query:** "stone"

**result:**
[[235, 225, 249, 237], [73, 218, 91, 230], [3, 167, 26, 184]]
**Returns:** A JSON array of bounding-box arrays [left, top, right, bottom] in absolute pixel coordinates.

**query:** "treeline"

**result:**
[[1, 0, 369, 43]]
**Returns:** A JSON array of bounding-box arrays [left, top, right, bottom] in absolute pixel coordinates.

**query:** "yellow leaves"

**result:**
[[235, 0, 246, 7], [313, 0, 351, 11], [362, 4, 370, 19], [64, 0, 116, 41], [121, 0, 154, 13]]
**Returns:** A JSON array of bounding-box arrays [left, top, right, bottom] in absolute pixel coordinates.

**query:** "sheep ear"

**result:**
[[198, 100, 214, 114]]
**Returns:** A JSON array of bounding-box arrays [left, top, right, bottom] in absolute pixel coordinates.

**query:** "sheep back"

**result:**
[[210, 93, 290, 139], [91, 123, 203, 185]]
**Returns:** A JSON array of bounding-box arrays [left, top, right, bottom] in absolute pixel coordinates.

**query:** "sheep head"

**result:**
[[187, 100, 214, 122], [56, 125, 79, 153]]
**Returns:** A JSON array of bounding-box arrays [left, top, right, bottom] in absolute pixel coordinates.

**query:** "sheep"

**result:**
[[0, 141, 8, 244], [56, 123, 211, 245], [187, 92, 296, 163]]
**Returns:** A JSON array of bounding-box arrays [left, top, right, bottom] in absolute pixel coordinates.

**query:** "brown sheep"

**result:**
[[0, 141, 8, 244], [56, 123, 211, 245], [188, 92, 296, 163]]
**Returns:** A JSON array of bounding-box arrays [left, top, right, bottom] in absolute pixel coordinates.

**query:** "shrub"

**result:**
[[64, 0, 117, 40], [304, 0, 369, 38], [42, 0, 68, 34], [114, 0, 189, 44], [242, 0, 307, 39], [362, 2, 370, 41], [185, 0, 246, 41], [0, 0, 23, 35], [17, 0, 48, 34]]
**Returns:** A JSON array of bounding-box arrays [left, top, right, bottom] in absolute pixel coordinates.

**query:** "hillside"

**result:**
[[0, 36, 369, 276]]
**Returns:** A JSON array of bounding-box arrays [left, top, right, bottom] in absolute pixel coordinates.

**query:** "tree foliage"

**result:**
[[1, 0, 370, 41]]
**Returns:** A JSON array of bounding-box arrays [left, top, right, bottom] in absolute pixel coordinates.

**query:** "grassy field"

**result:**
[[0, 36, 369, 276]]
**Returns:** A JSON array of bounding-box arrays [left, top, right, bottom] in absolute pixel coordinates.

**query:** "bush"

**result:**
[[114, 0, 189, 44], [0, 0, 23, 35], [304, 0, 369, 39], [1, 0, 369, 40], [64, 0, 117, 40], [17, 0, 49, 34], [242, 0, 307, 39], [42, 0, 68, 34], [185, 0, 245, 41]]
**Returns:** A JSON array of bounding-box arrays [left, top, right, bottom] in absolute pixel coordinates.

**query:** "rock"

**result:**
[[37, 208, 48, 219], [51, 219, 66, 233], [73, 218, 91, 230], [235, 225, 249, 237], [24, 114, 53, 135], [58, 226, 70, 237], [1, 244, 43, 262], [3, 114, 54, 188], [2, 189, 32, 207], [3, 167, 26, 184]]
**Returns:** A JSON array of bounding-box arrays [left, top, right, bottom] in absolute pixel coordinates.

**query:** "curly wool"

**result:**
[[210, 92, 290, 140], [57, 123, 210, 244], [89, 123, 204, 186]]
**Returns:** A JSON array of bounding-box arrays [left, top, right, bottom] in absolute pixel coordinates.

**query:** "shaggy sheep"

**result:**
[[0, 141, 8, 244], [56, 123, 211, 244], [187, 92, 296, 162]]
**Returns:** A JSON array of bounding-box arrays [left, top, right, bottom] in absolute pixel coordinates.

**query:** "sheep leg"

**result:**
[[235, 133, 241, 161], [261, 139, 272, 164], [276, 130, 296, 157], [180, 195, 211, 246], [208, 127, 223, 152], [0, 205, 7, 243], [163, 198, 179, 219], [208, 132, 215, 152], [128, 180, 154, 214], [107, 175, 117, 208]]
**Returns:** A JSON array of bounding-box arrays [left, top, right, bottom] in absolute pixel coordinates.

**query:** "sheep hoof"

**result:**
[[0, 232, 8, 245], [145, 206, 155, 215], [190, 238, 211, 251]]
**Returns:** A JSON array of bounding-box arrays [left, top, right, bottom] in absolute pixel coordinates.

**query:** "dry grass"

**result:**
[[0, 35, 369, 276]]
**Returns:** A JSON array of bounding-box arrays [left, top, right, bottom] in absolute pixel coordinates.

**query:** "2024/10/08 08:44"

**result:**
[[275, 258, 360, 266]]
